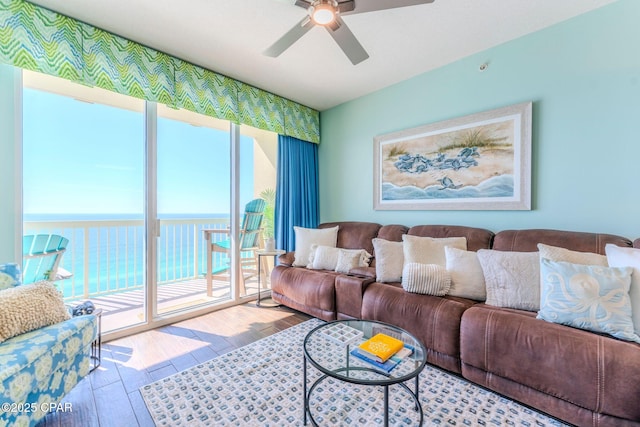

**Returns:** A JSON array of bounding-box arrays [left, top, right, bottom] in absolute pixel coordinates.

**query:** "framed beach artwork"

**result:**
[[374, 102, 532, 210]]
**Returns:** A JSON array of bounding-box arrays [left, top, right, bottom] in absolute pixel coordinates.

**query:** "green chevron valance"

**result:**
[[0, 0, 320, 143]]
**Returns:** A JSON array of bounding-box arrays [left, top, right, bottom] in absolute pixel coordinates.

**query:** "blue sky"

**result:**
[[23, 88, 254, 217]]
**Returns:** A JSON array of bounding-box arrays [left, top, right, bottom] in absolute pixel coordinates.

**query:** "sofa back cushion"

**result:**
[[493, 229, 632, 254], [408, 225, 494, 252], [376, 224, 409, 242], [319, 222, 381, 254]]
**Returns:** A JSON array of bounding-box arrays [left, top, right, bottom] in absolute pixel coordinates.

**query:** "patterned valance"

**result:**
[[0, 0, 320, 143]]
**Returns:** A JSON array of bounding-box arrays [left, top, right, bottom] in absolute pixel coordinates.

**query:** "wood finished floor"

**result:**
[[37, 304, 312, 427]]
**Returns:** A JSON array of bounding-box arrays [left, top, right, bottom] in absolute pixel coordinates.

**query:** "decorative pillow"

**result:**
[[537, 243, 607, 266], [293, 226, 339, 267], [308, 245, 341, 270], [402, 235, 467, 267], [372, 238, 404, 283], [537, 258, 639, 343], [0, 263, 21, 290], [477, 249, 541, 311], [401, 263, 451, 296], [605, 244, 640, 334], [335, 250, 363, 274], [308, 245, 371, 271], [0, 281, 71, 343], [445, 247, 486, 301]]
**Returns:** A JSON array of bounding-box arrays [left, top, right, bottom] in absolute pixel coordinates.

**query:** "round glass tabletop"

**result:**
[[303, 319, 426, 386]]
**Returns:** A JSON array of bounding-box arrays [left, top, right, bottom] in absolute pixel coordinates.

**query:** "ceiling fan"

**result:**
[[265, 0, 435, 65]]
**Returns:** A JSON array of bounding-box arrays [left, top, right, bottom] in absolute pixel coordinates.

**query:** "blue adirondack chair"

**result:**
[[22, 234, 71, 284], [204, 199, 266, 296]]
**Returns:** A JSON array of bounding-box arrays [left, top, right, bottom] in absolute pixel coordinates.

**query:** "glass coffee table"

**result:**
[[303, 320, 426, 426]]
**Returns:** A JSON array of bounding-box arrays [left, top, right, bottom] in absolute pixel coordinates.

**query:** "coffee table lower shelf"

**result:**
[[303, 362, 423, 427]]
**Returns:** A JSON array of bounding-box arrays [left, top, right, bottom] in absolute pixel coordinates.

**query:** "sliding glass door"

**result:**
[[155, 105, 232, 315], [21, 69, 280, 337], [22, 70, 146, 333]]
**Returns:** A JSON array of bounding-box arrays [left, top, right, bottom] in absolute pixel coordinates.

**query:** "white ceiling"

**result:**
[[29, 0, 616, 111]]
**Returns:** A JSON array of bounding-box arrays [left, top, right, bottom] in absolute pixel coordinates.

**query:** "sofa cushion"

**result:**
[[445, 247, 486, 301], [402, 235, 466, 267], [293, 226, 339, 267], [0, 263, 21, 290], [319, 221, 381, 255], [606, 244, 640, 333], [401, 263, 451, 296], [477, 249, 540, 312], [372, 238, 404, 282], [270, 265, 338, 321], [537, 259, 639, 343], [362, 282, 476, 373], [538, 243, 607, 266], [0, 281, 71, 343], [407, 225, 494, 252]]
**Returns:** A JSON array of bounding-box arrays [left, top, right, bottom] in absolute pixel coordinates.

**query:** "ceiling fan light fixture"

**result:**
[[309, 1, 337, 26]]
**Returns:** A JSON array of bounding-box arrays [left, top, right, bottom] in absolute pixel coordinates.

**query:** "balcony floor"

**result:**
[[77, 275, 267, 333]]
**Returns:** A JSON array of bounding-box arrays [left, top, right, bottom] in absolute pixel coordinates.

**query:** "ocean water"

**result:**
[[23, 213, 231, 299], [382, 174, 514, 200]]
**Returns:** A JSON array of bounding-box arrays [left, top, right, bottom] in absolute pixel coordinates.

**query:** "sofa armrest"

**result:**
[[348, 266, 376, 278], [277, 251, 295, 267], [335, 275, 375, 320]]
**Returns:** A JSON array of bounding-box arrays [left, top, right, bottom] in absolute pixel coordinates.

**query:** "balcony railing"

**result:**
[[24, 217, 230, 301]]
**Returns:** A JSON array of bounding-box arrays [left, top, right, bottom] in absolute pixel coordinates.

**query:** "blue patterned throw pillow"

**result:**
[[537, 258, 640, 343], [0, 263, 21, 290]]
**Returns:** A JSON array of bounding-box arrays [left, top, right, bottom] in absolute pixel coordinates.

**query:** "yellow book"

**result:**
[[357, 333, 404, 362]]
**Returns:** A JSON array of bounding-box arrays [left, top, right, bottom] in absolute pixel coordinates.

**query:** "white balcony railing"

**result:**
[[24, 217, 230, 301]]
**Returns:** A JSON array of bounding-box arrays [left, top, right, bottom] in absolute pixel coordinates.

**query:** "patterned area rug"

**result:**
[[141, 319, 567, 426]]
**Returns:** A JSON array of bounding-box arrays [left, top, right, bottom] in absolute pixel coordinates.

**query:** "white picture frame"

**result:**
[[374, 102, 532, 211]]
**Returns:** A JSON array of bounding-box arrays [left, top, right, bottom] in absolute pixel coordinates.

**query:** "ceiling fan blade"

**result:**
[[342, 0, 434, 15], [272, 0, 311, 8], [264, 17, 315, 57], [326, 16, 369, 65]]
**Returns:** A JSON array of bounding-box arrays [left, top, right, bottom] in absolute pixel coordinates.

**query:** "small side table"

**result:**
[[256, 249, 285, 307], [90, 308, 103, 372]]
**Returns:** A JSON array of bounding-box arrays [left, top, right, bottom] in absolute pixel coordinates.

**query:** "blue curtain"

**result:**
[[275, 135, 319, 252]]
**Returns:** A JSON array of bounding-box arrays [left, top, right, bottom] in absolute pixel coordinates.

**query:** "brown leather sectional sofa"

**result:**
[[271, 221, 640, 426]]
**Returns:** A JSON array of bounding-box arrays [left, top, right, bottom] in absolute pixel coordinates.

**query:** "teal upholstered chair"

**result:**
[[22, 234, 70, 284], [204, 199, 266, 296]]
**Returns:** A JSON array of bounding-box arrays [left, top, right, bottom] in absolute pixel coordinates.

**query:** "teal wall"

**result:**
[[319, 0, 640, 239], [0, 64, 20, 262]]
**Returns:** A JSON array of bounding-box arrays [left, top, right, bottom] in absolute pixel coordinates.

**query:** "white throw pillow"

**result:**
[[293, 226, 339, 267], [537, 243, 607, 266], [478, 249, 541, 312], [308, 245, 341, 270], [445, 247, 486, 301], [308, 245, 372, 271], [401, 263, 451, 296], [335, 250, 362, 274], [372, 238, 404, 283], [402, 235, 467, 267], [605, 244, 640, 334]]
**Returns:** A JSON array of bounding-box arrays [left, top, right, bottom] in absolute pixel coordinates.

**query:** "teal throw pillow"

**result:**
[[0, 263, 21, 290], [537, 258, 640, 343]]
